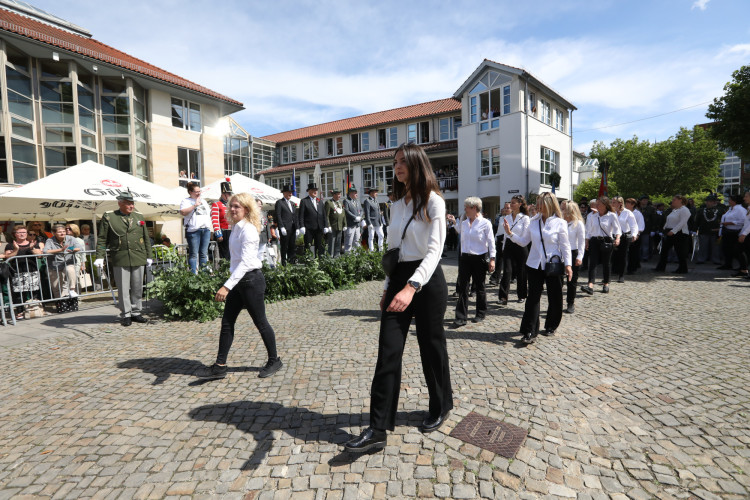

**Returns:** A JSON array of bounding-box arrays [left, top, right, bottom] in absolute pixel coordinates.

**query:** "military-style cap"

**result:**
[[705, 193, 718, 201], [366, 186, 379, 194], [330, 187, 342, 194], [116, 190, 134, 202], [221, 177, 232, 193], [348, 184, 358, 193]]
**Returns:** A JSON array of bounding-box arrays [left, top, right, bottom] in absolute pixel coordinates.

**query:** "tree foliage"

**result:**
[[589, 127, 724, 198], [572, 175, 618, 203], [706, 65, 750, 161]]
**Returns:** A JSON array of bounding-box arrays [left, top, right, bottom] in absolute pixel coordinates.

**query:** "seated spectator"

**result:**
[[161, 236, 172, 247]]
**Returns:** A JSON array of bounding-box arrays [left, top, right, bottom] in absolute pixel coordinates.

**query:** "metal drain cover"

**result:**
[[449, 412, 527, 458]]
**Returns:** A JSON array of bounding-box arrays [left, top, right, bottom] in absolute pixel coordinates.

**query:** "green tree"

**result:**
[[706, 65, 750, 161], [572, 175, 618, 203], [589, 127, 723, 198]]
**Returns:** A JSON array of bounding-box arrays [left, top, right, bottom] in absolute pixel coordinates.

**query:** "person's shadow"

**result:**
[[117, 357, 259, 385], [189, 401, 422, 470]]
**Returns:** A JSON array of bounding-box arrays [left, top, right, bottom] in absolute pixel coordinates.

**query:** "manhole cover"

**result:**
[[449, 412, 527, 458]]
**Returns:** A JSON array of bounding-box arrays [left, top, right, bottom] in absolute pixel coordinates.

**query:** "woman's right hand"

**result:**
[[503, 219, 511, 235]]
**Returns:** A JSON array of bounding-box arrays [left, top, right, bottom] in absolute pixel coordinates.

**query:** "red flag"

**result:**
[[598, 160, 608, 198]]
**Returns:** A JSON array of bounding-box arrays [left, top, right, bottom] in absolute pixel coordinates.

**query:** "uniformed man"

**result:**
[[363, 186, 384, 251], [298, 183, 327, 257], [274, 185, 298, 265], [696, 193, 725, 265], [343, 185, 363, 253], [325, 188, 346, 257], [211, 178, 232, 260], [94, 191, 153, 326]]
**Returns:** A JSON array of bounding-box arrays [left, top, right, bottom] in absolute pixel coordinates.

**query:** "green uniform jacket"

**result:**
[[96, 210, 153, 267], [325, 199, 346, 232]]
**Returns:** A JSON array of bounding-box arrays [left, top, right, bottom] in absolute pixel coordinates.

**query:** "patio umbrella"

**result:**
[[200, 174, 300, 207]]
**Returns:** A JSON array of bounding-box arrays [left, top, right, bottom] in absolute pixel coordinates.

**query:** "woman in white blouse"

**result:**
[[611, 196, 639, 283], [504, 192, 572, 344], [562, 202, 585, 314], [454, 197, 496, 327], [346, 143, 452, 453], [720, 194, 748, 273], [737, 191, 750, 279], [653, 195, 691, 274], [195, 192, 282, 381], [581, 196, 622, 295], [498, 195, 529, 305]]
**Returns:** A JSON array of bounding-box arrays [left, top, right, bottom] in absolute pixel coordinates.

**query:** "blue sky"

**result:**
[[31, 0, 750, 154]]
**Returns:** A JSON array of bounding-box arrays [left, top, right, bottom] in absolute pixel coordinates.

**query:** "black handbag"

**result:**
[[539, 219, 565, 277], [598, 217, 614, 251], [382, 214, 414, 277]]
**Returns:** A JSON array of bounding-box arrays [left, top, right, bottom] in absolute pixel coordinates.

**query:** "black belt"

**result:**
[[461, 252, 488, 258]]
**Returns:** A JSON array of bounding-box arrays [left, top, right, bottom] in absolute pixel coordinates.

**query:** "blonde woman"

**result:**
[[610, 196, 638, 283], [563, 203, 585, 314], [196, 192, 282, 380]]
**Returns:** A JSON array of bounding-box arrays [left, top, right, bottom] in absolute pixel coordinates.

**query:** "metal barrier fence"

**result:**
[[1, 241, 219, 327]]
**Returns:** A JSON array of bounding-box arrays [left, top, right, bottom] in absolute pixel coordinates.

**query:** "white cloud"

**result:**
[[692, 0, 710, 10]]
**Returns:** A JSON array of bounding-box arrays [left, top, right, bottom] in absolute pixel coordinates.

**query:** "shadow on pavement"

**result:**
[[322, 308, 381, 322], [117, 357, 259, 385], [188, 401, 422, 470]]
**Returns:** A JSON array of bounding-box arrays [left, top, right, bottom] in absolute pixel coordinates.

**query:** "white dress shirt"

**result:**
[[585, 211, 622, 239], [509, 214, 572, 268], [224, 219, 262, 290], [664, 205, 691, 234], [617, 208, 639, 238], [633, 209, 645, 232], [499, 212, 529, 249], [459, 216, 496, 257], [740, 207, 750, 237], [722, 204, 746, 231], [385, 192, 446, 288], [567, 220, 585, 261]]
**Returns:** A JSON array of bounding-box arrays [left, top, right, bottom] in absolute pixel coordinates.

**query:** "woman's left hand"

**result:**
[[565, 265, 573, 281], [575, 258, 582, 267], [386, 286, 415, 312], [214, 286, 229, 302], [614, 237, 621, 247], [488, 259, 495, 273]]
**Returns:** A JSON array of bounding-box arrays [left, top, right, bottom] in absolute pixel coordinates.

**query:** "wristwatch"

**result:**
[[407, 280, 422, 293]]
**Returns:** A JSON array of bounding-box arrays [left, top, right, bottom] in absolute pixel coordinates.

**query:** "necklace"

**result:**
[[703, 207, 717, 223]]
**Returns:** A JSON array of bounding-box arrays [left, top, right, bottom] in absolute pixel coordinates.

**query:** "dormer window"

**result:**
[[468, 71, 510, 130]]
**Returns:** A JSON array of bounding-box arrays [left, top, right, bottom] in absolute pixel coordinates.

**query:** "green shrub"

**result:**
[[146, 260, 229, 322]]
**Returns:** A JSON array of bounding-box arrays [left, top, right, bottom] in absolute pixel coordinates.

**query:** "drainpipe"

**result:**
[[569, 110, 573, 199], [524, 75, 529, 196]]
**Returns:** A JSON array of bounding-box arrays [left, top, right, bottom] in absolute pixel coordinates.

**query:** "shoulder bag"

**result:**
[[598, 215, 614, 251], [382, 214, 415, 277], [539, 219, 565, 277]]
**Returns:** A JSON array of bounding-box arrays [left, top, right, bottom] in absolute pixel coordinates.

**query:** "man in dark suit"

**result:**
[[274, 184, 298, 265], [297, 183, 327, 257]]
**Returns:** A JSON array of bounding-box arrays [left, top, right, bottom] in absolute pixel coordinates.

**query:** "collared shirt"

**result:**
[[384, 192, 445, 289], [664, 205, 691, 234], [633, 209, 645, 232], [722, 204, 746, 231], [459, 216, 496, 257], [585, 211, 622, 239], [43, 235, 83, 269], [740, 207, 750, 237], [509, 214, 572, 268], [567, 220, 585, 260], [617, 208, 639, 238], [224, 219, 262, 290], [497, 212, 530, 249]]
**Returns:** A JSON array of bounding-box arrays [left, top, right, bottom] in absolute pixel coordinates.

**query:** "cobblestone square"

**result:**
[[1, 257, 748, 499]]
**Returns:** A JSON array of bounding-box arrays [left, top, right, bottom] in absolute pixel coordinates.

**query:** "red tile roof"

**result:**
[[261, 98, 461, 144], [259, 140, 458, 175], [0, 8, 243, 107]]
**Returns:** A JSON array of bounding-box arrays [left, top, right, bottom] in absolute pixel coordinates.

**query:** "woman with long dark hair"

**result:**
[[498, 195, 529, 305], [581, 196, 621, 294], [610, 196, 638, 283], [654, 195, 692, 274], [345, 143, 452, 452]]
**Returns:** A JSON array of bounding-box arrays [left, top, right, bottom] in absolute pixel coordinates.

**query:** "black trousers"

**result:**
[[456, 253, 488, 320], [566, 249, 579, 305], [499, 240, 528, 300], [488, 236, 504, 282], [280, 229, 296, 265], [304, 227, 325, 257], [587, 238, 613, 284], [217, 229, 231, 260], [656, 232, 689, 272], [369, 261, 452, 431], [521, 265, 563, 336], [217, 270, 278, 365], [627, 236, 641, 272], [722, 230, 742, 269], [612, 236, 631, 277]]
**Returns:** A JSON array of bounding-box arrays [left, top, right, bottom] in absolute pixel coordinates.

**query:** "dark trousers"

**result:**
[[369, 261, 452, 431], [280, 230, 296, 265], [656, 232, 689, 272], [627, 236, 641, 272], [566, 249, 579, 305], [612, 236, 631, 277], [521, 265, 563, 336], [722, 230, 741, 269], [456, 253, 488, 320], [327, 229, 343, 257], [488, 236, 504, 282], [587, 238, 613, 284], [741, 236, 750, 271], [216, 270, 278, 365], [499, 241, 528, 300], [304, 227, 325, 257], [217, 229, 231, 260]]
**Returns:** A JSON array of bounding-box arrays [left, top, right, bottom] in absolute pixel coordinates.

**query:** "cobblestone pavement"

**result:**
[[1, 256, 749, 499]]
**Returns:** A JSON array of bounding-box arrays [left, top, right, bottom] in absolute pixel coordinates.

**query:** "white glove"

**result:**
[[295, 229, 300, 237], [299, 227, 306, 235], [355, 216, 362, 222], [360, 220, 367, 228], [281, 227, 287, 236], [93, 258, 104, 268], [324, 227, 331, 234], [146, 259, 153, 266]]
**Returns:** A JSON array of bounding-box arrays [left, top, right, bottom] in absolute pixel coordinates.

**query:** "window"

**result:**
[[326, 138, 334, 156], [224, 136, 250, 177], [303, 140, 319, 160], [320, 171, 339, 195], [171, 97, 201, 131], [439, 117, 461, 141], [540, 147, 558, 186], [528, 92, 536, 115], [480, 147, 500, 176], [281, 145, 297, 164], [363, 165, 394, 192], [407, 121, 430, 144], [178, 147, 201, 183], [468, 71, 509, 128], [555, 109, 564, 132], [351, 132, 369, 153], [101, 78, 131, 174], [540, 100, 551, 125], [5, 53, 37, 182], [377, 127, 397, 149], [719, 149, 742, 197], [503, 85, 511, 114], [328, 137, 343, 156]]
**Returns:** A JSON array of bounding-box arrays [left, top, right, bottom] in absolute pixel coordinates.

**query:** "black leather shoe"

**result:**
[[542, 328, 556, 336], [499, 298, 508, 306], [131, 315, 149, 324], [580, 286, 593, 295], [602, 285, 610, 293], [472, 316, 485, 323], [565, 304, 575, 314], [344, 427, 387, 452], [521, 333, 535, 344], [517, 298, 525, 304], [453, 319, 467, 328], [617, 276, 625, 283], [420, 411, 449, 433], [121, 317, 132, 326]]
